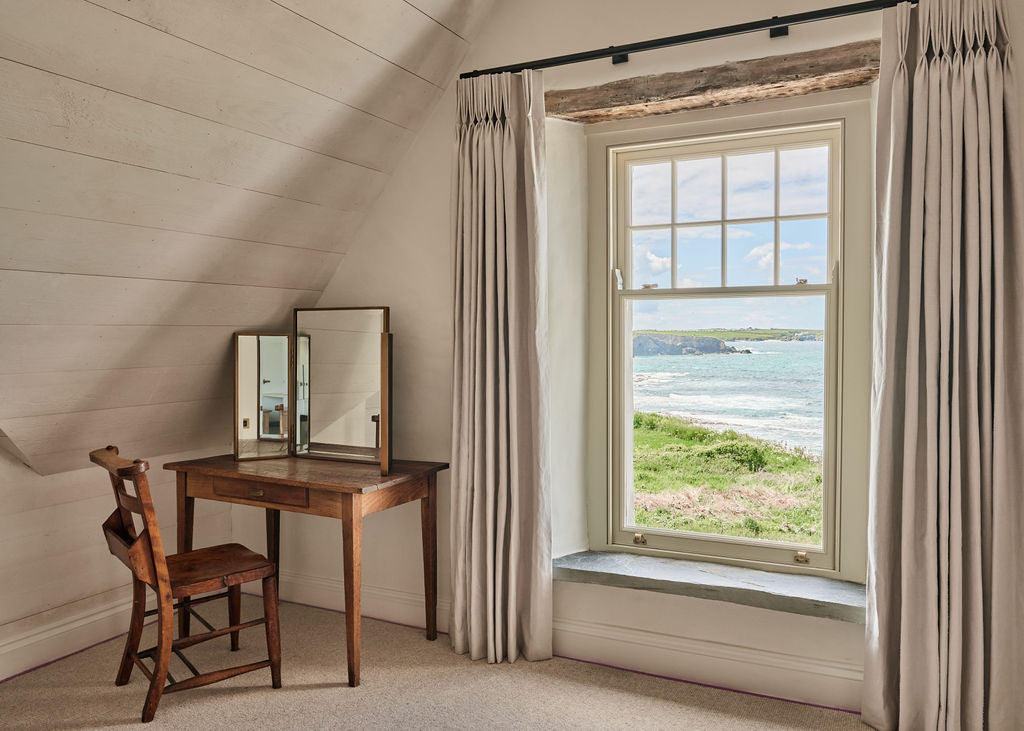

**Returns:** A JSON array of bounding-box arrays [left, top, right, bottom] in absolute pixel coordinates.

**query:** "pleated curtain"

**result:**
[[449, 70, 552, 663], [866, 0, 1024, 727]]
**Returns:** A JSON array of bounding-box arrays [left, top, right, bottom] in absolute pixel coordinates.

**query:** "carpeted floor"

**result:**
[[0, 597, 862, 729]]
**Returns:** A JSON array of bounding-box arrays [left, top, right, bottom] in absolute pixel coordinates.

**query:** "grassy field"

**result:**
[[633, 328, 823, 341], [632, 412, 823, 544]]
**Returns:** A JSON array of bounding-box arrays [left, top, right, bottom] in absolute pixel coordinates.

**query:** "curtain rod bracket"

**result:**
[[769, 17, 790, 38], [612, 53, 629, 65]]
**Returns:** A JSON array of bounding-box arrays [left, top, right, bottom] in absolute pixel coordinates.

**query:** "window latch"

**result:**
[[614, 268, 624, 290], [794, 551, 810, 564]]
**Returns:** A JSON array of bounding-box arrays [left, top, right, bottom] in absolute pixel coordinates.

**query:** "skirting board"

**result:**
[[0, 584, 134, 682], [277, 571, 862, 711], [2, 572, 862, 712], [552, 615, 862, 711]]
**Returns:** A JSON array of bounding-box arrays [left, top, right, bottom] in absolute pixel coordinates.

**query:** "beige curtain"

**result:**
[[866, 0, 1024, 727], [449, 71, 552, 663]]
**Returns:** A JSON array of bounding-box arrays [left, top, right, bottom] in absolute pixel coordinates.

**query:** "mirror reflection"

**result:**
[[293, 308, 390, 471], [235, 333, 290, 460]]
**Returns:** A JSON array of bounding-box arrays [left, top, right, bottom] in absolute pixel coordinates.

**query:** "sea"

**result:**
[[633, 339, 825, 456]]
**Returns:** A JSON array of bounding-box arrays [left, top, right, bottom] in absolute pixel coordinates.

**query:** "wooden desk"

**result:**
[[163, 454, 448, 687]]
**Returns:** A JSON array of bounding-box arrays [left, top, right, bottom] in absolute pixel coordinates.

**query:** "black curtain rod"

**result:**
[[459, 0, 913, 79]]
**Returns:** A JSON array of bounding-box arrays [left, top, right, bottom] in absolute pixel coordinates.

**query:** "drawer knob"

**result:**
[[251, 487, 265, 498]]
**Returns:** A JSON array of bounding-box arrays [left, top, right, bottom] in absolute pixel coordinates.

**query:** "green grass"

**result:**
[[632, 412, 823, 544], [633, 328, 823, 341]]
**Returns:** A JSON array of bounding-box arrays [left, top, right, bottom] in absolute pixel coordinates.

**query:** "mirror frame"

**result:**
[[290, 307, 392, 475], [233, 332, 292, 462]]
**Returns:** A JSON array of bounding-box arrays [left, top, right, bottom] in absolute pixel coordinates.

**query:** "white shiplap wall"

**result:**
[[0, 0, 493, 679], [0, 0, 490, 475]]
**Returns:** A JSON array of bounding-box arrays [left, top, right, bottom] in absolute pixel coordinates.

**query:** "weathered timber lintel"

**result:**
[[545, 39, 880, 124]]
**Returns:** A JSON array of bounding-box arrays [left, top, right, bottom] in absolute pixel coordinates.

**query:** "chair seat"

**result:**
[[167, 543, 275, 598]]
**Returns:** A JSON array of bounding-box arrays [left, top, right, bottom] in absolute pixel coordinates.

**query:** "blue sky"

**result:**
[[676, 157, 721, 222], [676, 225, 721, 288], [628, 147, 830, 289], [727, 151, 774, 218], [632, 296, 826, 331]]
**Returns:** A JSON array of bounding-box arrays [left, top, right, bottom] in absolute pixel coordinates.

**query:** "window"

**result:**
[[591, 96, 871, 579]]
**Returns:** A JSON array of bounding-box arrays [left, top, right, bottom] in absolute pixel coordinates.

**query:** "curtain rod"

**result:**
[[459, 0, 913, 79]]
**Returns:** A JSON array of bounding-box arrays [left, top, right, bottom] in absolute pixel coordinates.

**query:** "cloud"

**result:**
[[676, 157, 722, 222], [779, 147, 829, 215], [743, 242, 775, 270], [727, 152, 774, 218], [642, 246, 671, 274], [631, 163, 671, 224], [677, 226, 721, 241], [742, 240, 819, 271]]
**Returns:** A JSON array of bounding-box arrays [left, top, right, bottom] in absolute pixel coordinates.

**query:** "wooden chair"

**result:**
[[91, 446, 282, 723]]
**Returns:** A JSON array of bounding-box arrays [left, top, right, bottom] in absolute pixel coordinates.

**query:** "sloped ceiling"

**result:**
[[0, 0, 495, 474]]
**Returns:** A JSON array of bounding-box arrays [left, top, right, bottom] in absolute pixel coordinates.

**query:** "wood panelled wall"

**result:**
[[0, 0, 491, 475], [0, 0, 494, 679]]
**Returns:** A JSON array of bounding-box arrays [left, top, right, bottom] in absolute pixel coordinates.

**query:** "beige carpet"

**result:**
[[0, 597, 862, 729]]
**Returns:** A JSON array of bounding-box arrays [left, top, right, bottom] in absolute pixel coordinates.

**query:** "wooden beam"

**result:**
[[545, 40, 880, 124]]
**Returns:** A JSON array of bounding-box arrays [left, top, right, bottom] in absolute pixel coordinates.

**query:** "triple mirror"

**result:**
[[233, 308, 392, 473]]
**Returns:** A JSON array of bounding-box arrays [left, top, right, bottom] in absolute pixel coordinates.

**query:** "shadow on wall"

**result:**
[[0, 0, 490, 475]]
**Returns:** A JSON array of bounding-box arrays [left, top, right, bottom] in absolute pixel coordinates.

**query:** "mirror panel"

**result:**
[[295, 334, 311, 451], [293, 308, 391, 473], [235, 333, 290, 460]]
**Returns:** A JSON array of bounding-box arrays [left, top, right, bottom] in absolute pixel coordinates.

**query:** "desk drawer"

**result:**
[[213, 477, 308, 508]]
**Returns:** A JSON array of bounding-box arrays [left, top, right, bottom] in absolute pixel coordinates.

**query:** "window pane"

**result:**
[[675, 157, 721, 223], [779, 146, 829, 215], [726, 151, 774, 219], [676, 225, 721, 288], [631, 162, 671, 225], [780, 218, 829, 284], [631, 228, 672, 289], [727, 222, 774, 286], [630, 296, 825, 546]]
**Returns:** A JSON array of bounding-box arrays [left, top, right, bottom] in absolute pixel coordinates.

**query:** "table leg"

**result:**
[[266, 508, 281, 575], [176, 473, 194, 639], [341, 494, 362, 687], [421, 474, 437, 641]]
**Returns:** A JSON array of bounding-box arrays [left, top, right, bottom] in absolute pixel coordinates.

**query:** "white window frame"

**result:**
[[584, 89, 873, 581]]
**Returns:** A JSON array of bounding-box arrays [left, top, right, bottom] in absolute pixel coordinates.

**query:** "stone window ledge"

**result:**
[[553, 551, 866, 623]]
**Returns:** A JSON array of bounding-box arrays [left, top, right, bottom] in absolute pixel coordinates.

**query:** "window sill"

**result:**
[[552, 551, 866, 624]]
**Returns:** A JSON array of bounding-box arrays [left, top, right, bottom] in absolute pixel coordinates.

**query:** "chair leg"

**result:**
[[115, 578, 147, 686], [262, 576, 282, 688], [142, 598, 174, 723], [228, 584, 241, 651]]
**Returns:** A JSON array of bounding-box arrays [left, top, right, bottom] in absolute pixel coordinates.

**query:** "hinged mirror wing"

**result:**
[[291, 307, 392, 474], [234, 333, 291, 461]]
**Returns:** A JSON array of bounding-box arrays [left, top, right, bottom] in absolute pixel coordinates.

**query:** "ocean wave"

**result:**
[[662, 392, 803, 411], [634, 371, 690, 383], [631, 340, 826, 454], [661, 410, 824, 455]]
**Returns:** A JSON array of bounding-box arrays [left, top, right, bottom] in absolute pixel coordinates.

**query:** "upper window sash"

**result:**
[[614, 123, 842, 293]]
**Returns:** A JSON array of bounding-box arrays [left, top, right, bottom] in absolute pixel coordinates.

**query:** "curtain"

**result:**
[[866, 0, 1024, 727], [449, 71, 552, 663]]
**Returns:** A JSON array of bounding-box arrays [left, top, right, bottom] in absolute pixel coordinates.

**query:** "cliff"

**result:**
[[632, 332, 752, 356]]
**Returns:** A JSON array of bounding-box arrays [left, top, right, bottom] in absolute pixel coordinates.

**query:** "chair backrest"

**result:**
[[91, 446, 172, 595]]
